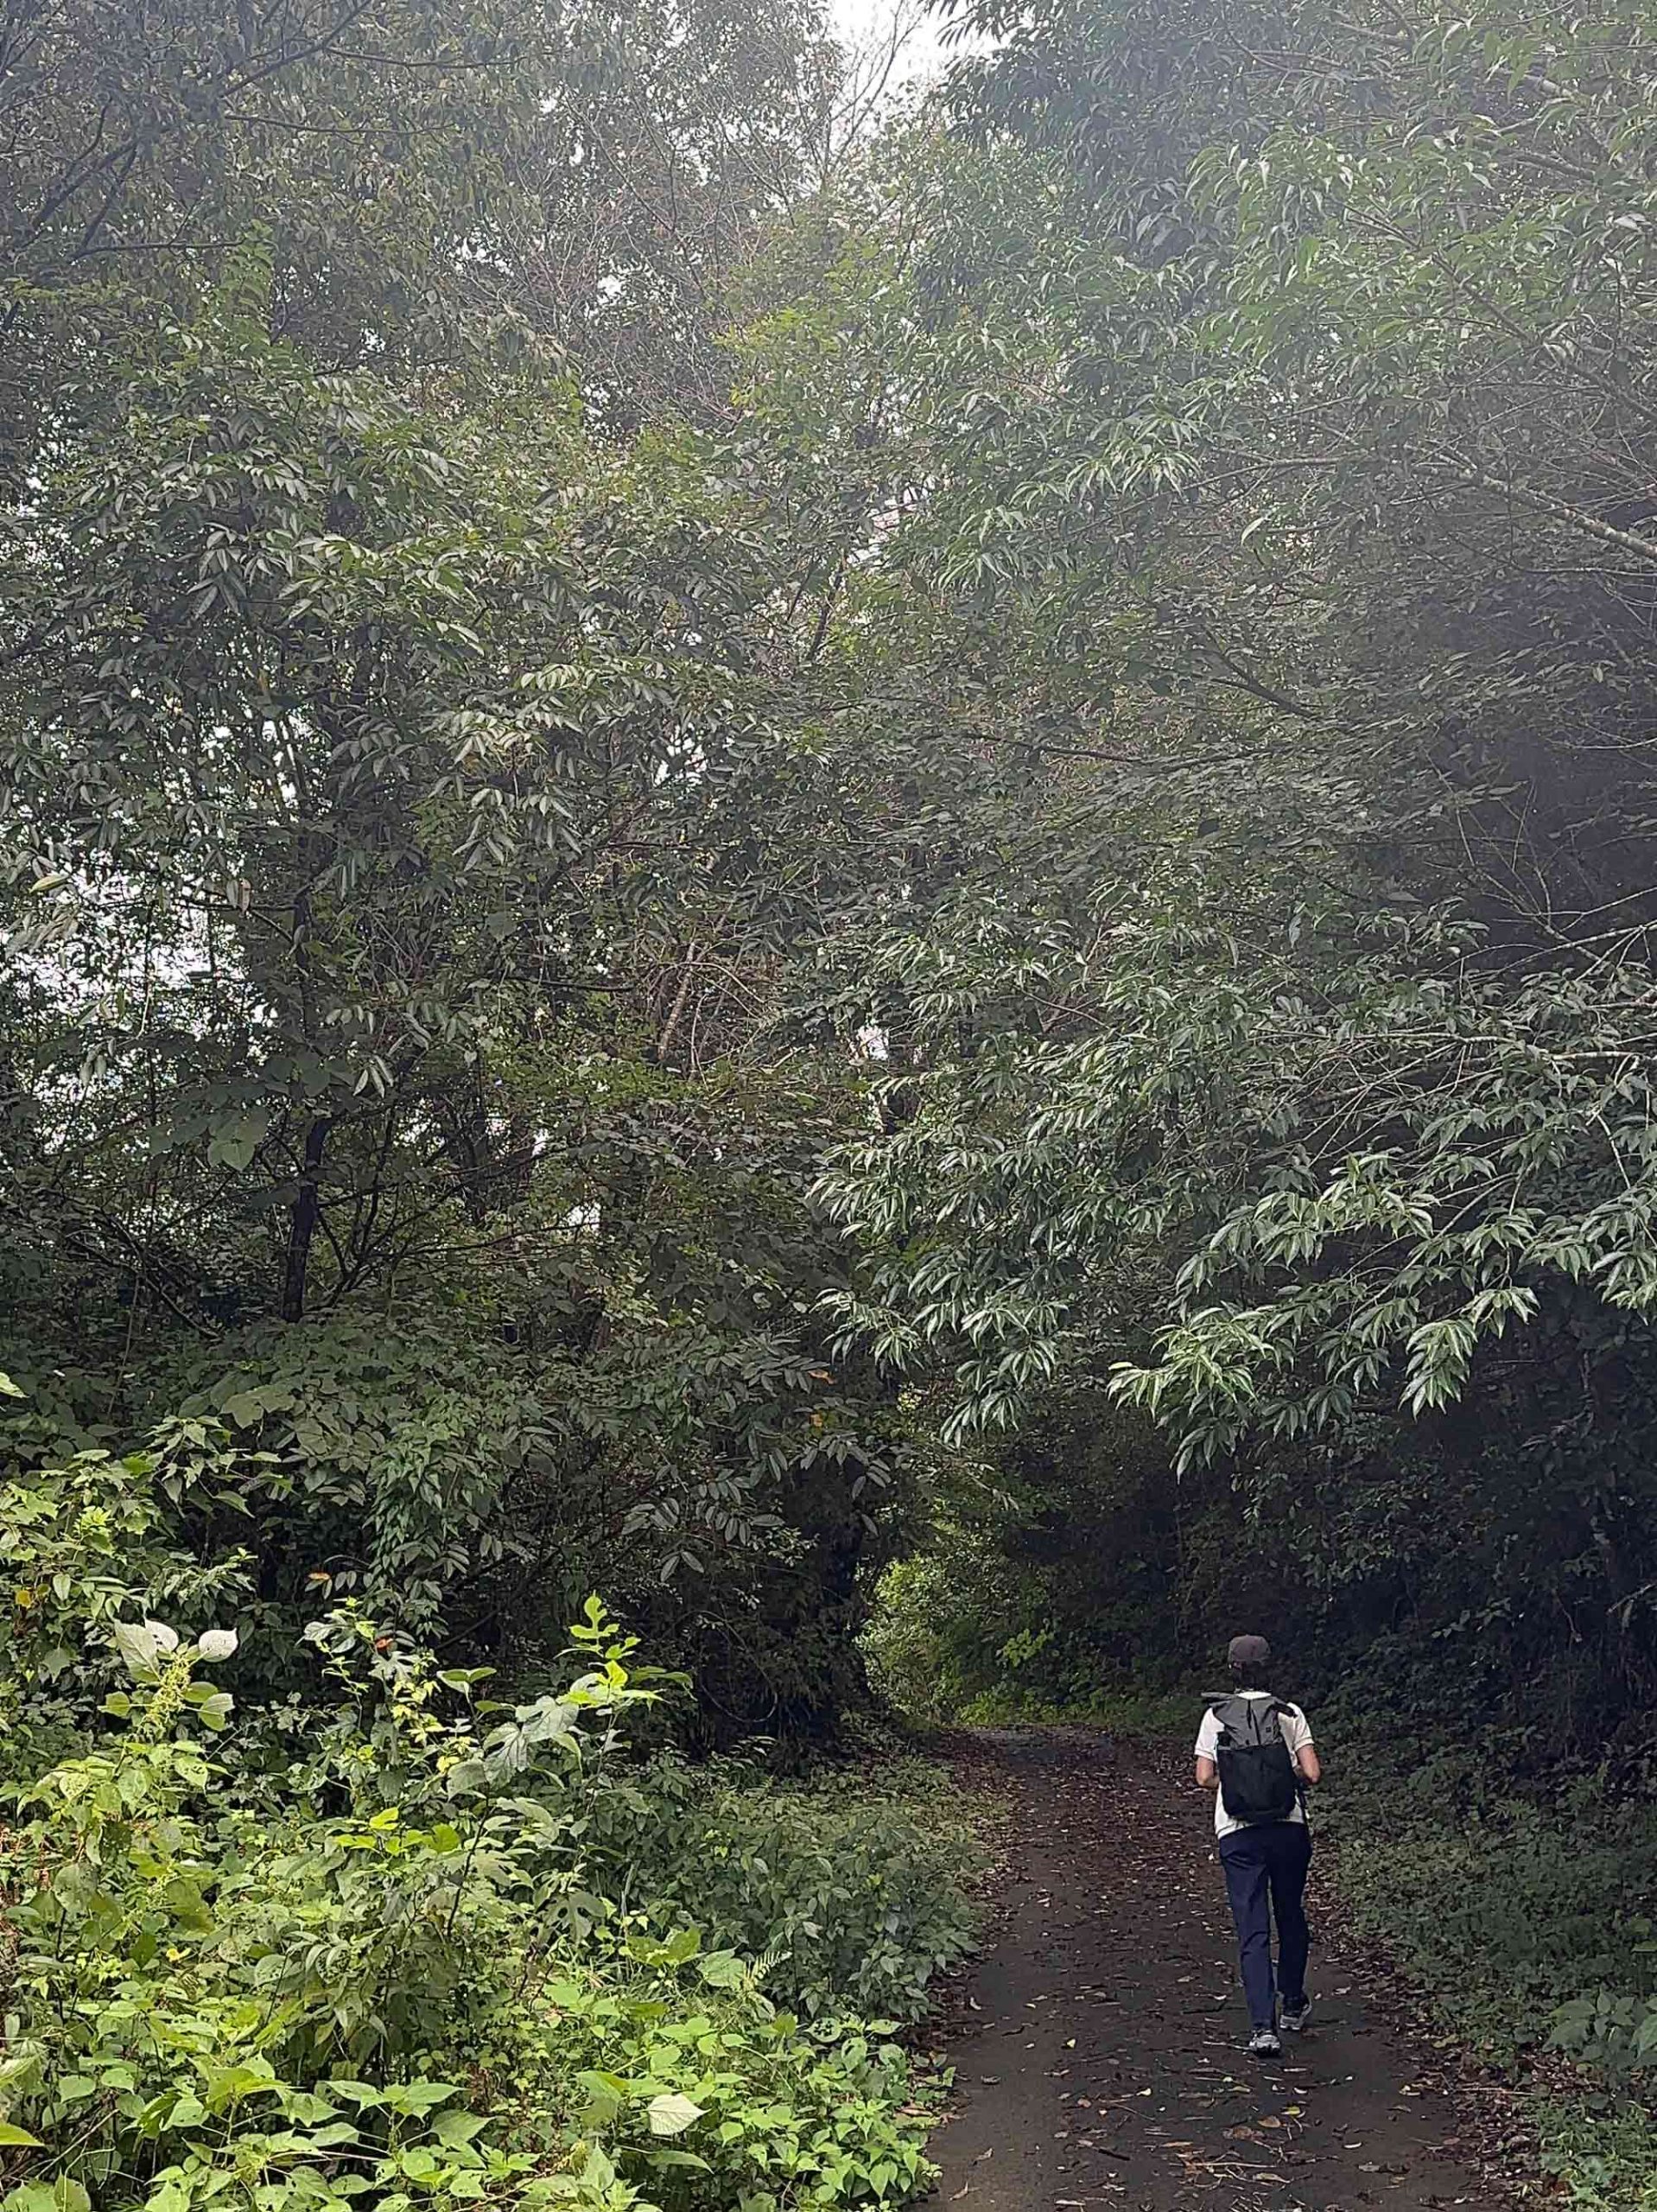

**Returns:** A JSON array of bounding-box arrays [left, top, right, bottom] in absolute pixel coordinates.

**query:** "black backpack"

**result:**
[[1209, 1694, 1298, 1825]]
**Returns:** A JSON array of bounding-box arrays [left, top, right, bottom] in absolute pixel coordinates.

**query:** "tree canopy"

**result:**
[[10, 0, 1657, 1780]]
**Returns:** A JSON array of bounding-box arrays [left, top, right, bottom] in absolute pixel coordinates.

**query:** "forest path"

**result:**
[[927, 1729, 1485, 2212]]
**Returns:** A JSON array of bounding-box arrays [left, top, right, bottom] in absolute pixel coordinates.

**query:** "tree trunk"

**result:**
[[282, 1116, 333, 1322]]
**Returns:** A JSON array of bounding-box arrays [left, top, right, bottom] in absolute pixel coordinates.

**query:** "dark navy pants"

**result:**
[[1218, 1821, 1312, 2029]]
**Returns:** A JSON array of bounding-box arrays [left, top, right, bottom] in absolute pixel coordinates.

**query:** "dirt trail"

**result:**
[[929, 1730, 1485, 2212]]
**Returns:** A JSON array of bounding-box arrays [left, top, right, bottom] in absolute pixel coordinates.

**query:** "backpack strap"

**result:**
[[1268, 1700, 1311, 1818]]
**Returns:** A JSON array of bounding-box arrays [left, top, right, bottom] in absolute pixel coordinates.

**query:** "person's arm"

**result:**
[[1286, 1711, 1321, 1786], [1193, 1709, 1220, 1792]]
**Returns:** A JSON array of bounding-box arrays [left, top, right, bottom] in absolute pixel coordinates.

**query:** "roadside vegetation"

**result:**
[[0, 1433, 982, 2212]]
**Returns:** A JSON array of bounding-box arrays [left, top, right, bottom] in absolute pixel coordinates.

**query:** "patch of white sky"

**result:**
[[825, 0, 992, 114]]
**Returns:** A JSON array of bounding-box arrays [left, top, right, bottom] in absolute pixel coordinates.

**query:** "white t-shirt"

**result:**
[[1194, 1692, 1314, 1840]]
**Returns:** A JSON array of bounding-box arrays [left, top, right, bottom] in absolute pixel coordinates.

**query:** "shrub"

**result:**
[[1318, 1715, 1657, 2208], [0, 1452, 975, 2212], [581, 1756, 981, 2024], [1324, 1756, 1657, 2065]]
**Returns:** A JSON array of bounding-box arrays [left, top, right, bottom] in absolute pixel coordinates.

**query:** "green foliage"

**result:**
[[787, 0, 1657, 1759], [777, 0, 1657, 1769], [862, 1535, 1203, 1733], [859, 1396, 1261, 1731], [16, 0, 1657, 2196], [0, 1440, 251, 1772], [1327, 1770, 1657, 2069], [1311, 1727, 1657, 2207], [583, 1757, 981, 2024], [0, 1452, 975, 2212], [0, 0, 919, 1751], [1534, 2098, 1657, 2210], [493, 1940, 936, 2212]]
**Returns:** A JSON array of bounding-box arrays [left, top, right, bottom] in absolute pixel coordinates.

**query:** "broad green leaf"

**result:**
[[646, 2094, 704, 2138]]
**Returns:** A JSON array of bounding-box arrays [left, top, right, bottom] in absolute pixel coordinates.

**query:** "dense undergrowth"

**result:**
[[1319, 1700, 1657, 2210], [0, 1445, 983, 2212]]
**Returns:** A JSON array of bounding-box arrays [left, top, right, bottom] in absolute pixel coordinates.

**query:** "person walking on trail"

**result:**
[[1194, 1633, 1322, 2058]]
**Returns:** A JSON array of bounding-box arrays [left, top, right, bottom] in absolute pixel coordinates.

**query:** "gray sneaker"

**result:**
[[1248, 2028, 1283, 2057], [1281, 1998, 1313, 2033]]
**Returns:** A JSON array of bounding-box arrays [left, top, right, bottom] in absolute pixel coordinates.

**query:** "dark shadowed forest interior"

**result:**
[[8, 0, 1657, 2203]]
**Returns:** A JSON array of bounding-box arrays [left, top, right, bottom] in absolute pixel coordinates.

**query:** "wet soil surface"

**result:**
[[929, 1730, 1488, 2212]]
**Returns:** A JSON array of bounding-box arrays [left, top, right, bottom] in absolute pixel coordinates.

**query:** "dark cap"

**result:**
[[1227, 1633, 1272, 1672]]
